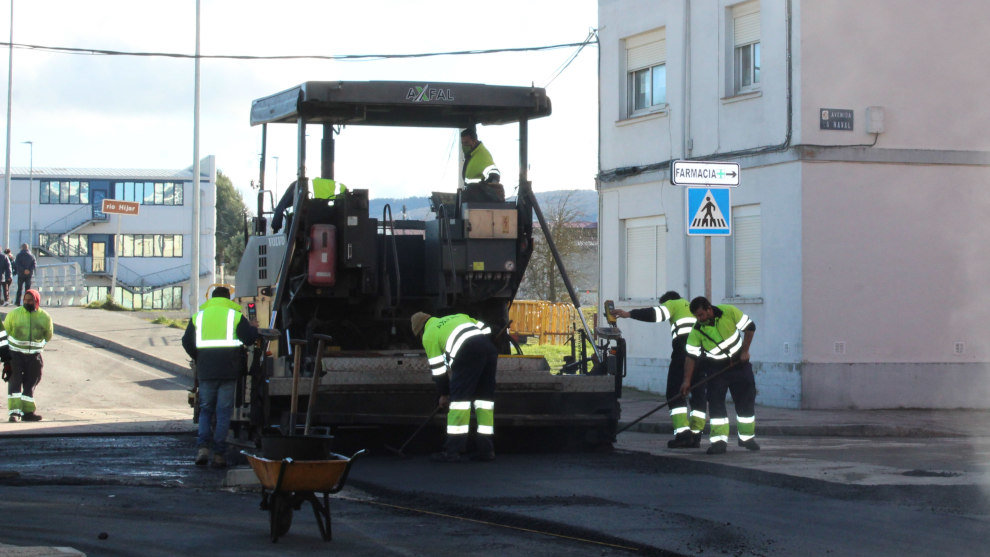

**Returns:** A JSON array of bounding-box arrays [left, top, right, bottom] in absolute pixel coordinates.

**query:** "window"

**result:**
[[112, 181, 184, 206], [623, 215, 666, 299], [732, 1, 761, 94], [626, 28, 667, 116], [38, 233, 89, 256], [88, 285, 183, 310], [117, 234, 183, 257], [729, 204, 761, 297], [40, 180, 90, 205]]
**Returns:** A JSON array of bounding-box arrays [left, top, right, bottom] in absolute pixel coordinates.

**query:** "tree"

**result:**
[[215, 170, 248, 274], [517, 191, 594, 303]]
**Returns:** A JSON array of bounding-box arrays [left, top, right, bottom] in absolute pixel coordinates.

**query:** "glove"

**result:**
[[2, 362, 9, 382]]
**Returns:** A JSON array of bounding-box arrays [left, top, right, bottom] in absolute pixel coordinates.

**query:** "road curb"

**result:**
[[52, 323, 193, 379], [617, 420, 963, 438]]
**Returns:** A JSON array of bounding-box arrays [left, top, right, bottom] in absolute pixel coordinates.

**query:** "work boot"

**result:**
[[212, 453, 227, 468], [667, 430, 696, 449], [195, 447, 210, 466], [431, 436, 467, 463], [8, 415, 19, 423], [470, 436, 496, 462], [738, 438, 761, 451], [21, 412, 42, 422], [690, 432, 703, 448], [706, 441, 727, 455]]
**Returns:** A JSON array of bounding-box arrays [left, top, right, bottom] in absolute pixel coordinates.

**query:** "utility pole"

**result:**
[[3, 0, 14, 248], [190, 0, 201, 314], [21, 140, 31, 247]]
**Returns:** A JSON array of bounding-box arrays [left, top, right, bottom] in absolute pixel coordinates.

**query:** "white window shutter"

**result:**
[[626, 28, 666, 70], [624, 216, 666, 299], [733, 2, 761, 46], [732, 205, 762, 296]]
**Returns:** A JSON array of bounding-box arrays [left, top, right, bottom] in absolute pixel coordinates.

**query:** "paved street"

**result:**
[[0, 308, 988, 555]]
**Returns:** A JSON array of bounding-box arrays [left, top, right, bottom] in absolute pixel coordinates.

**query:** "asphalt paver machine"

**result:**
[[232, 81, 624, 453]]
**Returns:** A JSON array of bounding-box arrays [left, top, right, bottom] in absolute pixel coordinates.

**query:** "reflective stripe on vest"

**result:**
[[7, 335, 45, 354], [0, 329, 7, 349], [444, 321, 491, 362], [194, 308, 242, 348]]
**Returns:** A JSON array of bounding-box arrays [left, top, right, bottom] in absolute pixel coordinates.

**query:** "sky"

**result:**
[[0, 0, 599, 205]]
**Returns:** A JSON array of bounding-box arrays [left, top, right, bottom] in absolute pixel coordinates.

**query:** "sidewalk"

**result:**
[[10, 305, 989, 440]]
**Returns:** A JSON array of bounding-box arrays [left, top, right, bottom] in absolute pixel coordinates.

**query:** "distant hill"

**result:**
[[369, 189, 598, 222]]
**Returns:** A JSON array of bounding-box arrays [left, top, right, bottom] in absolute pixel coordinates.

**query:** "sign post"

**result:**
[[101, 199, 140, 299], [672, 161, 739, 300]]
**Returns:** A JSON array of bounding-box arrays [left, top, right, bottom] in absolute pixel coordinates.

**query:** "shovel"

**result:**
[[305, 334, 333, 435]]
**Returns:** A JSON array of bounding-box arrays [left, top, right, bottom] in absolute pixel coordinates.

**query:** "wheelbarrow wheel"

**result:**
[[269, 493, 294, 542]]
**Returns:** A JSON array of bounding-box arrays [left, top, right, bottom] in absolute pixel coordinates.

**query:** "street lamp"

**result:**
[[21, 140, 32, 248]]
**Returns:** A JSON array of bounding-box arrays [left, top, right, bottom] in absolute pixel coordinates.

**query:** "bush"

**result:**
[[84, 295, 130, 311]]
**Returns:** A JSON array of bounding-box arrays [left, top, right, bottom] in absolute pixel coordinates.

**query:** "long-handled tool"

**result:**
[[304, 334, 332, 435], [616, 360, 738, 435], [385, 405, 443, 458], [288, 339, 307, 434]]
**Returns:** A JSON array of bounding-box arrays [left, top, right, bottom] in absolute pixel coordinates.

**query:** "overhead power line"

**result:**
[[0, 40, 597, 61]]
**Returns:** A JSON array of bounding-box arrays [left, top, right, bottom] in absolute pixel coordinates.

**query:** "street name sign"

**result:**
[[671, 160, 740, 186], [686, 187, 731, 236], [102, 199, 140, 215]]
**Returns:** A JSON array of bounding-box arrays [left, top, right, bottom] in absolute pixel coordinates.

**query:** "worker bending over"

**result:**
[[412, 312, 498, 462], [614, 290, 705, 448], [680, 296, 759, 455]]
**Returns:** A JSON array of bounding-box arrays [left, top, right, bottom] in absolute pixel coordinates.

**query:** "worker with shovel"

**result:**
[[613, 291, 706, 448], [680, 296, 759, 455], [411, 312, 498, 463]]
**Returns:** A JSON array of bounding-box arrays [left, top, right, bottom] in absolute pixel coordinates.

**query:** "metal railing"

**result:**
[[35, 262, 88, 307]]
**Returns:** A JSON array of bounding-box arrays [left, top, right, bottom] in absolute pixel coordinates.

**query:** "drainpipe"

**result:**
[[681, 0, 692, 296]]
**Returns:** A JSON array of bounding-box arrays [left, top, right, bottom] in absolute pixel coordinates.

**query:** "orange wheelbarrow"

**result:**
[[242, 450, 365, 542]]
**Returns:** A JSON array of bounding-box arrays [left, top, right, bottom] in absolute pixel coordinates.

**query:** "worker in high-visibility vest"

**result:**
[[3, 289, 52, 423], [182, 286, 259, 467], [613, 290, 706, 448], [270, 178, 348, 233], [411, 312, 498, 462], [460, 126, 504, 202], [680, 296, 759, 455]]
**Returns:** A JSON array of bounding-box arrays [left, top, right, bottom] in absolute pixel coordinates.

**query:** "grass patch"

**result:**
[[519, 340, 597, 371], [84, 296, 131, 311], [151, 315, 189, 330]]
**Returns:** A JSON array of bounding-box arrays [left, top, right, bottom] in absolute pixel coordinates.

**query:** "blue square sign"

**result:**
[[686, 187, 731, 236]]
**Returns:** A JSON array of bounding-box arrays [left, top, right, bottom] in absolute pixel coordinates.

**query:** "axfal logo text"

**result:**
[[406, 84, 454, 103]]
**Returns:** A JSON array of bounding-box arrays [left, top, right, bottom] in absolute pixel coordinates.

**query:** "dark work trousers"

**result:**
[[1, 279, 9, 303], [665, 336, 706, 411], [705, 360, 756, 422], [15, 274, 31, 303], [445, 335, 498, 452], [8, 352, 43, 412], [448, 335, 498, 409]]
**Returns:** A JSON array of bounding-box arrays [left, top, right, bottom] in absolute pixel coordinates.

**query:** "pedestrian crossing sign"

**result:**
[[686, 187, 731, 236]]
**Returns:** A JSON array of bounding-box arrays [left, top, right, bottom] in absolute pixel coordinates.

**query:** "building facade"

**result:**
[[597, 0, 990, 409], [1, 156, 217, 311]]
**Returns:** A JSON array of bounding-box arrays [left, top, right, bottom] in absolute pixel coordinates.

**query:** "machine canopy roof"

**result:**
[[250, 81, 552, 128]]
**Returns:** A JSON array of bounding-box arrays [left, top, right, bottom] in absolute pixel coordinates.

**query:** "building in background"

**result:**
[[597, 0, 990, 409], [1, 156, 216, 310]]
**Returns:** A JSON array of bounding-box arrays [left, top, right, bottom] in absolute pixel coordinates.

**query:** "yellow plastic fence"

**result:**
[[508, 300, 580, 345]]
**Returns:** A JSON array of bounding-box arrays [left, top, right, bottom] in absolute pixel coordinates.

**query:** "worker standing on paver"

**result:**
[[460, 126, 503, 202], [680, 296, 759, 455], [411, 312, 498, 462], [182, 286, 259, 467], [613, 290, 706, 448], [3, 290, 53, 422]]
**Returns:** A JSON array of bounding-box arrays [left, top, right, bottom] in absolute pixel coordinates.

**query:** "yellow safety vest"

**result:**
[[312, 178, 347, 200]]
